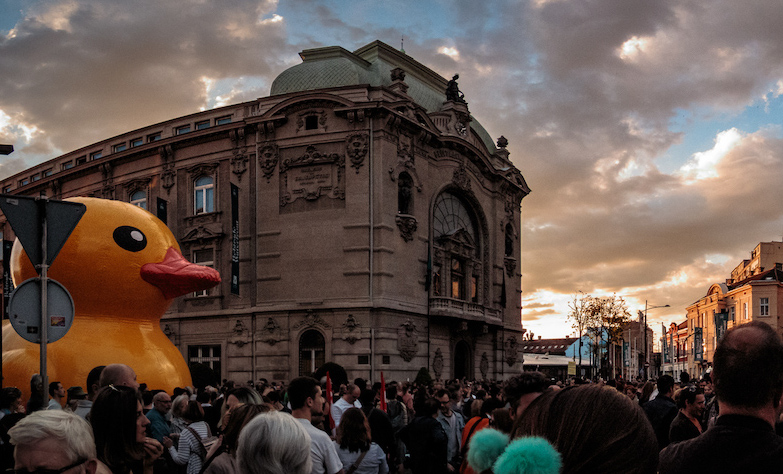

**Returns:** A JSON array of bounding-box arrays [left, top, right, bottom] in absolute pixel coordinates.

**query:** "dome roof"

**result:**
[[270, 41, 497, 154]]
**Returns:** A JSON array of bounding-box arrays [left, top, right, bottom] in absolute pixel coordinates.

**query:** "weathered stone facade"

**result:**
[[0, 41, 530, 384]]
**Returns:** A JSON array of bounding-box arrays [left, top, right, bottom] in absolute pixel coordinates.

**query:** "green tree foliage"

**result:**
[[414, 367, 433, 387]]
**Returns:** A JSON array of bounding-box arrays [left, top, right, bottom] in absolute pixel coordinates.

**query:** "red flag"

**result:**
[[326, 371, 335, 432], [380, 372, 387, 411]]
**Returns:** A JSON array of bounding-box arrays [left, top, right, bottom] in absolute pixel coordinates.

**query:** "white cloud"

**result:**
[[437, 46, 460, 61], [678, 128, 744, 182]]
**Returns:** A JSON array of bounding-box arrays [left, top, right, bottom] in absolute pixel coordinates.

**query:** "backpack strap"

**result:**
[[346, 450, 368, 474], [186, 426, 207, 460]]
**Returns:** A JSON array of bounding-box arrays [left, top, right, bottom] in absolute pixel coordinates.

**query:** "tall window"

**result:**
[[729, 306, 735, 322], [451, 259, 465, 299], [299, 330, 325, 376], [192, 249, 214, 296], [744, 302, 748, 320], [194, 176, 214, 214], [760, 297, 770, 316], [130, 190, 147, 210], [188, 345, 221, 381], [504, 223, 514, 257]]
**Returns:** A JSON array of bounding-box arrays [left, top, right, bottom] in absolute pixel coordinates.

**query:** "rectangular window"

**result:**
[[148, 132, 162, 142], [175, 125, 191, 135], [760, 297, 770, 316], [2, 186, 11, 193], [196, 120, 210, 130], [744, 302, 748, 320], [358, 355, 370, 365], [62, 161, 74, 170], [194, 176, 214, 214], [113, 143, 127, 153], [31, 174, 41, 182], [188, 345, 221, 381], [130, 138, 143, 147], [76, 156, 87, 166], [19, 179, 28, 187], [192, 249, 214, 296], [729, 306, 735, 322], [451, 259, 465, 300], [215, 116, 232, 125], [382, 355, 391, 364], [305, 115, 318, 130], [470, 276, 478, 303], [90, 151, 102, 160]]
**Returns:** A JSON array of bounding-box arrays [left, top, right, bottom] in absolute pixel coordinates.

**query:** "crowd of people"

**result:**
[[3, 320, 783, 473]]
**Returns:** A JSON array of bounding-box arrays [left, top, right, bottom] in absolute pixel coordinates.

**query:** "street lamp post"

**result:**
[[643, 301, 670, 381]]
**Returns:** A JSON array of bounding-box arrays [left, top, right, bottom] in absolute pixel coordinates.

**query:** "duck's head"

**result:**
[[11, 197, 220, 319]]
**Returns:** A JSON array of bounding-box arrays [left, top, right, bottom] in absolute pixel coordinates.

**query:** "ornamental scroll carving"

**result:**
[[480, 352, 489, 379], [261, 317, 283, 346], [258, 143, 279, 182], [505, 336, 520, 367], [293, 310, 331, 330], [341, 314, 362, 345], [345, 133, 368, 173], [397, 320, 419, 362], [228, 319, 251, 347], [433, 348, 444, 379], [395, 215, 417, 242]]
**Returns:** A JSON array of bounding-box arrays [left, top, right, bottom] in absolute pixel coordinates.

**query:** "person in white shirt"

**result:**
[[332, 384, 361, 430], [290, 376, 344, 474]]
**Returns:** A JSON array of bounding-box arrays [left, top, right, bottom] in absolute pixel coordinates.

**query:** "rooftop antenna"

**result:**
[[400, 37, 405, 54]]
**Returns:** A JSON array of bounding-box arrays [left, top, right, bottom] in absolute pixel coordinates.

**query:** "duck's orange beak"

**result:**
[[140, 247, 221, 299]]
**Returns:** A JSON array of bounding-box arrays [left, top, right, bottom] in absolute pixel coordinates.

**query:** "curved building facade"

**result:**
[[1, 40, 530, 383]]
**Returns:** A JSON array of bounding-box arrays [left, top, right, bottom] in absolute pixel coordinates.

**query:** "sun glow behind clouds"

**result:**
[[438, 46, 460, 61], [618, 36, 648, 61]]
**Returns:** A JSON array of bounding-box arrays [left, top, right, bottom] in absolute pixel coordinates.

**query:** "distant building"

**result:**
[[0, 40, 530, 384], [667, 240, 783, 380], [521, 337, 584, 380], [621, 320, 654, 382]]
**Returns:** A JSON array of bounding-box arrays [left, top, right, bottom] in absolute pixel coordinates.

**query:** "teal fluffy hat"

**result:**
[[467, 428, 561, 474]]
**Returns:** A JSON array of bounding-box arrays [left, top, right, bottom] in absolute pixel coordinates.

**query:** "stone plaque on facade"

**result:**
[[280, 145, 344, 207]]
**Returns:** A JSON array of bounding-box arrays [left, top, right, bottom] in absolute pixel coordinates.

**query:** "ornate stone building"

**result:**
[[0, 41, 530, 383]]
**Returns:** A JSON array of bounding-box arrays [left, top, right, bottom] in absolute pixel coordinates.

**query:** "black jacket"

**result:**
[[399, 416, 448, 474], [643, 395, 678, 450]]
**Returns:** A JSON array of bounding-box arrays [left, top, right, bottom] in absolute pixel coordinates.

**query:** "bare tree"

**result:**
[[587, 295, 631, 380], [567, 292, 598, 377]]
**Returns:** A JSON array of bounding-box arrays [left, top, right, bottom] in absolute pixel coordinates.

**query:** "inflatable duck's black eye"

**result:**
[[113, 226, 147, 252]]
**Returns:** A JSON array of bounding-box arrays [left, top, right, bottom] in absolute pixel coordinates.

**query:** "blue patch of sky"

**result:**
[[0, 0, 25, 36], [659, 92, 783, 174]]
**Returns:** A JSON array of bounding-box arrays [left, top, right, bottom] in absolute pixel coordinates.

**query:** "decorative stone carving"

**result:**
[[229, 319, 251, 347], [163, 324, 175, 339], [445, 74, 466, 103], [280, 146, 345, 206], [181, 223, 224, 245], [452, 164, 471, 191], [497, 136, 508, 149], [296, 110, 327, 132], [261, 317, 283, 346], [230, 128, 248, 180], [397, 320, 418, 362], [124, 177, 151, 196], [231, 154, 248, 180], [395, 215, 417, 242], [341, 314, 361, 345], [504, 257, 517, 277], [258, 143, 279, 182], [345, 133, 368, 173], [100, 163, 114, 199], [505, 336, 519, 367], [159, 145, 176, 194], [433, 348, 444, 379], [480, 352, 489, 379], [293, 310, 331, 330], [188, 162, 219, 178], [391, 67, 406, 82]]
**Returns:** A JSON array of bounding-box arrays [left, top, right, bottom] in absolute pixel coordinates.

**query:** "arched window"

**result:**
[[432, 192, 483, 301], [194, 176, 214, 214], [398, 172, 413, 214], [299, 330, 325, 376], [130, 190, 147, 210], [505, 223, 514, 257]]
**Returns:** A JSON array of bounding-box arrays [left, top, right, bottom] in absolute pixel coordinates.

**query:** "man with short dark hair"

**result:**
[[288, 376, 344, 474], [399, 398, 448, 474], [669, 386, 705, 443], [435, 389, 464, 470], [643, 374, 677, 450], [46, 382, 65, 410], [74, 365, 104, 419], [503, 371, 548, 421], [659, 321, 783, 472]]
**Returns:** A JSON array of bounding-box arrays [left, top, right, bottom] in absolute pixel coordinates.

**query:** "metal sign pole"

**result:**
[[39, 197, 48, 392]]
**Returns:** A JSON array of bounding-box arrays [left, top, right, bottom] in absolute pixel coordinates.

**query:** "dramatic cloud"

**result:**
[[2, 0, 782, 338]]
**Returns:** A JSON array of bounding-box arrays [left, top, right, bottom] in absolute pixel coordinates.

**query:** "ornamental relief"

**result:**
[[432, 348, 444, 379], [397, 320, 419, 362], [258, 143, 279, 182], [279, 145, 345, 207], [505, 336, 520, 367], [229, 319, 251, 347], [293, 310, 331, 330], [341, 314, 362, 345], [261, 317, 284, 346], [345, 133, 368, 173]]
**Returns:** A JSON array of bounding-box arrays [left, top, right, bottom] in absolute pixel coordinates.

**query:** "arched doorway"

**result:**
[[299, 330, 325, 376], [454, 340, 472, 380]]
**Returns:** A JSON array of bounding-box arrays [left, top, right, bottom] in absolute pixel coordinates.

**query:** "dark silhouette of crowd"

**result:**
[[5, 320, 783, 473]]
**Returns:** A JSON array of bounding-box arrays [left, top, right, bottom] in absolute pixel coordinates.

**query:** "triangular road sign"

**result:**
[[0, 195, 86, 271]]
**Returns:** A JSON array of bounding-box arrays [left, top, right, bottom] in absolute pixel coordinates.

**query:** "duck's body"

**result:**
[[2, 197, 220, 398]]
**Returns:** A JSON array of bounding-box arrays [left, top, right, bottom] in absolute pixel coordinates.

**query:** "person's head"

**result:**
[[0, 387, 23, 413], [344, 384, 360, 403], [222, 404, 273, 455], [67, 386, 88, 403], [435, 389, 452, 415], [503, 372, 549, 420], [9, 410, 98, 474], [385, 384, 398, 401], [237, 411, 312, 474], [358, 389, 376, 408], [513, 384, 657, 474], [90, 385, 148, 470], [48, 381, 65, 399], [288, 377, 325, 417], [335, 408, 371, 453], [625, 384, 638, 400], [656, 375, 675, 398], [98, 364, 139, 390], [182, 400, 205, 423], [713, 321, 783, 409], [677, 386, 705, 419], [420, 398, 440, 418], [152, 391, 172, 414], [490, 408, 513, 434], [86, 366, 105, 400], [639, 381, 655, 403]]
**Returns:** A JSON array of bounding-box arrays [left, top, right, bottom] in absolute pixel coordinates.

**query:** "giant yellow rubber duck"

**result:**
[[2, 197, 220, 399]]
